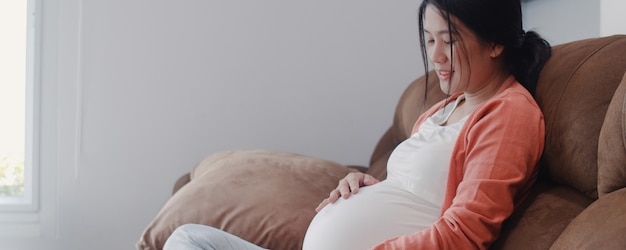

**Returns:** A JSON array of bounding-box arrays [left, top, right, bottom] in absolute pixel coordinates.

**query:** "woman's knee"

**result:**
[[164, 224, 212, 249]]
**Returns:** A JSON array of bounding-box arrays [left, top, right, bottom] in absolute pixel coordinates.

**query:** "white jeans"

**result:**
[[163, 224, 268, 250]]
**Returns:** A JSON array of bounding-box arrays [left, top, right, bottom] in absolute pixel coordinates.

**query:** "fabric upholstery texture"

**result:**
[[491, 183, 592, 249], [138, 35, 626, 250], [535, 36, 626, 200], [550, 188, 626, 249], [598, 72, 626, 197]]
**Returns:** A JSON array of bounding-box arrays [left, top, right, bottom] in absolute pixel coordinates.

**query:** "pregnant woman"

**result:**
[[164, 0, 551, 249]]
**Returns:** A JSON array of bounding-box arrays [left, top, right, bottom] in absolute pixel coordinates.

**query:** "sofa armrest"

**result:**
[[550, 188, 626, 249], [172, 173, 191, 195]]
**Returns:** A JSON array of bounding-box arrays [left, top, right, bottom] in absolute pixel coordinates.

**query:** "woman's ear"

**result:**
[[490, 44, 504, 58]]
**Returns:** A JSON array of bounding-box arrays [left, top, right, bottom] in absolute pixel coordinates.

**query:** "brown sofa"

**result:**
[[138, 35, 626, 250]]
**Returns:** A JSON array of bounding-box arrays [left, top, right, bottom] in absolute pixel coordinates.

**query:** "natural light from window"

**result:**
[[0, 1, 27, 200]]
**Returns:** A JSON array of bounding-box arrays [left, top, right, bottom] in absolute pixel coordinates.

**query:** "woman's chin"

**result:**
[[439, 82, 451, 94]]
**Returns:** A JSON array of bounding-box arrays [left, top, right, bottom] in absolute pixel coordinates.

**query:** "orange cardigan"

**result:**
[[371, 76, 545, 249]]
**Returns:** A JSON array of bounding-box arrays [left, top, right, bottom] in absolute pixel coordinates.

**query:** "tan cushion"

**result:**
[[136, 150, 355, 250], [491, 182, 592, 250], [598, 72, 626, 197], [535, 35, 626, 199], [550, 188, 626, 250]]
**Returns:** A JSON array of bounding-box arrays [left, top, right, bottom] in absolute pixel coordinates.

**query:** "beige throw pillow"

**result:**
[[137, 150, 355, 250]]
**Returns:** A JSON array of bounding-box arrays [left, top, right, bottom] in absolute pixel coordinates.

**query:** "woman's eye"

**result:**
[[427, 39, 435, 44], [444, 40, 456, 45]]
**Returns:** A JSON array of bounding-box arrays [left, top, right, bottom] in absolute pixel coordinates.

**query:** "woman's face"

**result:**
[[423, 5, 501, 94]]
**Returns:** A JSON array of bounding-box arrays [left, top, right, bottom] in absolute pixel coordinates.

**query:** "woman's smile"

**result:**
[[437, 69, 453, 81]]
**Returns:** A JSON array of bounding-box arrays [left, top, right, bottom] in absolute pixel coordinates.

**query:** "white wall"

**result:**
[[522, 0, 600, 45], [6, 0, 423, 249], [601, 0, 626, 36], [3, 0, 608, 249]]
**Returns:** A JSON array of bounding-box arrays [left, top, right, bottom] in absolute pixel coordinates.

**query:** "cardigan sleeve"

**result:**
[[371, 89, 545, 250]]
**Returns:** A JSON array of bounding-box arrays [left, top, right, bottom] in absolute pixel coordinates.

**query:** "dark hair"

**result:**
[[417, 0, 551, 95]]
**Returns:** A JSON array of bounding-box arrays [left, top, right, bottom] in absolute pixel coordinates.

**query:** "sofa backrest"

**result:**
[[367, 35, 626, 201], [535, 35, 626, 200], [598, 71, 626, 197]]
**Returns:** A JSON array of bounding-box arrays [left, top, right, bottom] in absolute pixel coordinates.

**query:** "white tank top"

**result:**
[[386, 95, 467, 207], [303, 96, 468, 250]]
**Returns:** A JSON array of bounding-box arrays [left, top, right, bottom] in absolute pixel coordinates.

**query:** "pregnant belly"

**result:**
[[302, 179, 440, 250]]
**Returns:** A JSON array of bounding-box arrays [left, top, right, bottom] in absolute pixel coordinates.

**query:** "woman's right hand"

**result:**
[[315, 172, 379, 212]]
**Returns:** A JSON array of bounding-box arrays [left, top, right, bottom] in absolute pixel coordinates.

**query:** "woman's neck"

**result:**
[[462, 72, 510, 109], [443, 72, 510, 125]]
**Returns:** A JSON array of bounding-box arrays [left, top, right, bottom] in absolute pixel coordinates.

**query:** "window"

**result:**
[[0, 0, 39, 212]]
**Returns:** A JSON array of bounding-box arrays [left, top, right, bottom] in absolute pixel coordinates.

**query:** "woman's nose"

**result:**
[[429, 43, 448, 64]]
